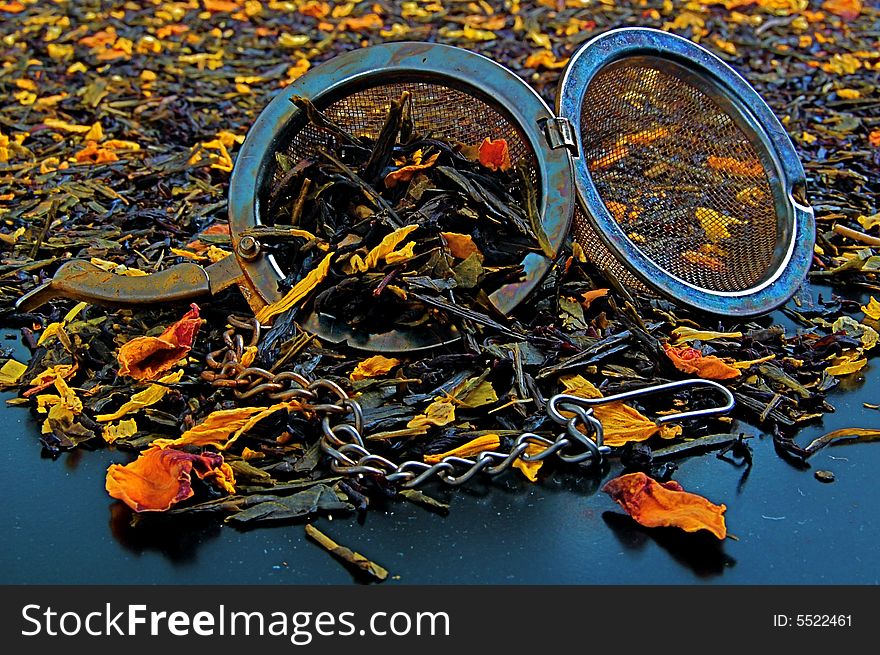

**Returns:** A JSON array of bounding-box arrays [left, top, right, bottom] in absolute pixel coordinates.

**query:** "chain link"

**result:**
[[200, 315, 734, 489]]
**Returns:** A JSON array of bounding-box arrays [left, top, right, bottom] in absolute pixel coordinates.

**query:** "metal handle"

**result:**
[[15, 259, 213, 312], [547, 378, 736, 425]]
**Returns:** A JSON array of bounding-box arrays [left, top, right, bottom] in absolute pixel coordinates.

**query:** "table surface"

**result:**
[[2, 282, 879, 586]]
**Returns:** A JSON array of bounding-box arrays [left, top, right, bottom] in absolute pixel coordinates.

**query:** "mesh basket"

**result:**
[[558, 28, 814, 316]]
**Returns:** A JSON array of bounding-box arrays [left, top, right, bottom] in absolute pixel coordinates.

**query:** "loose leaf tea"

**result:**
[[256, 93, 545, 337], [0, 0, 878, 574]]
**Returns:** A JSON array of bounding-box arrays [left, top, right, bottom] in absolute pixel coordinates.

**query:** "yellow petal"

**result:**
[[407, 399, 456, 429], [344, 225, 419, 274], [861, 296, 880, 320], [102, 418, 138, 443], [671, 326, 743, 344], [512, 442, 545, 482], [423, 434, 500, 464], [459, 380, 498, 408], [350, 355, 401, 382], [0, 359, 28, 385], [826, 353, 868, 376], [440, 232, 481, 260], [154, 406, 271, 449], [559, 374, 676, 446], [96, 370, 184, 421], [695, 207, 744, 242], [255, 252, 333, 324], [384, 241, 416, 265]]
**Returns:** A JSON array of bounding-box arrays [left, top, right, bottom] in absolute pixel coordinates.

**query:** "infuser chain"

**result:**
[[203, 318, 736, 490]]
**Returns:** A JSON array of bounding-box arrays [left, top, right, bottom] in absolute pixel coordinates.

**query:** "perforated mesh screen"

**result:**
[[266, 82, 537, 222], [576, 59, 779, 292]]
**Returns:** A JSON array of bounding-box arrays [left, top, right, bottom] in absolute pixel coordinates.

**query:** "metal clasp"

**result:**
[[540, 117, 578, 155], [543, 379, 736, 467]]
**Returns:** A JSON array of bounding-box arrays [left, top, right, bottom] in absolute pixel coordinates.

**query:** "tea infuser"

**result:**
[[16, 28, 815, 352]]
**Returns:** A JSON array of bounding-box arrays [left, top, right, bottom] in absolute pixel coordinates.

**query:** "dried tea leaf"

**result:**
[[399, 488, 450, 514], [305, 523, 388, 582], [671, 327, 744, 344], [226, 484, 351, 525], [602, 472, 727, 539], [106, 446, 235, 512], [804, 427, 880, 455]]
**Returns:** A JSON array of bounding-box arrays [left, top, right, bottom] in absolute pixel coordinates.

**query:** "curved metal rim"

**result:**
[[557, 27, 815, 317], [229, 41, 575, 323]]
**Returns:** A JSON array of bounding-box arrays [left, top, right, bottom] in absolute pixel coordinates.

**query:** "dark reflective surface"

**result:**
[[3, 285, 879, 585]]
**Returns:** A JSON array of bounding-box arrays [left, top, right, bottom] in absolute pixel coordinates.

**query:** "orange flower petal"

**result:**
[[106, 446, 235, 512], [663, 343, 741, 381], [440, 232, 482, 260], [384, 151, 440, 188], [117, 304, 201, 380], [602, 472, 727, 539], [822, 0, 862, 21], [350, 355, 401, 382], [580, 288, 609, 310], [478, 137, 511, 172]]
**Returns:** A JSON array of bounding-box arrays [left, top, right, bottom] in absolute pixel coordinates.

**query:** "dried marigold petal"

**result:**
[[344, 225, 419, 274], [255, 252, 334, 324], [524, 49, 569, 70], [424, 434, 500, 464], [558, 375, 681, 446], [96, 369, 184, 422], [580, 288, 609, 310], [440, 232, 481, 260], [602, 472, 727, 539], [663, 343, 741, 381], [350, 355, 401, 382], [407, 399, 456, 430], [105, 446, 235, 512], [822, 0, 862, 21], [478, 137, 511, 172], [861, 296, 880, 320], [0, 358, 28, 386], [512, 442, 545, 482], [117, 304, 202, 380], [706, 155, 764, 177], [384, 151, 440, 188]]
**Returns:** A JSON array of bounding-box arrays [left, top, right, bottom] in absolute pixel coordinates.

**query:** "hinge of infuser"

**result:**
[[541, 117, 577, 155]]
